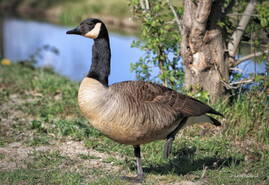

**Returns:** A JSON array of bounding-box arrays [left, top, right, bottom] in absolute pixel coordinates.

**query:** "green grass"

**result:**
[[0, 169, 84, 185], [24, 136, 50, 146], [214, 91, 269, 144], [0, 0, 130, 26], [0, 153, 5, 160], [0, 63, 268, 184], [59, 0, 129, 25]]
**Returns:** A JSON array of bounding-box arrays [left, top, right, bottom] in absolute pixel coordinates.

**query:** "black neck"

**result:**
[[87, 35, 111, 87]]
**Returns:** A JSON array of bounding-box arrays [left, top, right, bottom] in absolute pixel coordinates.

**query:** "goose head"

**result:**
[[66, 18, 111, 87], [66, 18, 108, 39]]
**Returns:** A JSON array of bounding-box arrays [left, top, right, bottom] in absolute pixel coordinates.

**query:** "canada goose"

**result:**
[[66, 18, 223, 180]]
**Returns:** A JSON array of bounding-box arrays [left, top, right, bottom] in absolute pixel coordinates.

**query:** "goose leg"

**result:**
[[133, 145, 144, 180], [164, 117, 188, 158], [163, 136, 175, 158]]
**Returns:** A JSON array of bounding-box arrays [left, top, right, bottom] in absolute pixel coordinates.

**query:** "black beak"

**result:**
[[66, 27, 81, 35]]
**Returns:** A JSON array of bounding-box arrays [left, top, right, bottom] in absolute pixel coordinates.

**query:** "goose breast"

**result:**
[[78, 78, 181, 145]]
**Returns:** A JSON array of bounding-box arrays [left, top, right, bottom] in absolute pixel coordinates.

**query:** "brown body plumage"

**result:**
[[67, 18, 223, 181], [78, 78, 221, 145]]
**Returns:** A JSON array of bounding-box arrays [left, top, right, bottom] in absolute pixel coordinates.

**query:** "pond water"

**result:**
[[1, 17, 266, 84], [1, 17, 142, 84]]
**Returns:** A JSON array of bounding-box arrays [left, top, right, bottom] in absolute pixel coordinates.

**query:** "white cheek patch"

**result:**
[[84, 23, 102, 39]]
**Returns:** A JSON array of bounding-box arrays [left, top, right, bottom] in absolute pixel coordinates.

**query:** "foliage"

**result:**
[[215, 0, 269, 92], [28, 45, 59, 64], [129, 0, 183, 90], [129, 0, 269, 97], [256, 1, 269, 28]]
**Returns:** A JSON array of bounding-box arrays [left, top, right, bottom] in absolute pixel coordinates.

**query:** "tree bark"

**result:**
[[228, 0, 256, 58], [0, 18, 4, 59], [181, 0, 229, 102]]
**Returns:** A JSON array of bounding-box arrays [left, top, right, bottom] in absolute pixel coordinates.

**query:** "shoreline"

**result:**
[[0, 2, 138, 32]]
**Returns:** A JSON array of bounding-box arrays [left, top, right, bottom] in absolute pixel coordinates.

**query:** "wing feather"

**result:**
[[110, 81, 222, 117]]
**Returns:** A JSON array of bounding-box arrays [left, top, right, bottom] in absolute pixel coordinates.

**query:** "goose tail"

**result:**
[[208, 116, 222, 126]]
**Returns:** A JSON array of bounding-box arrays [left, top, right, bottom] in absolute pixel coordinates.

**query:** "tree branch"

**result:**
[[226, 13, 258, 17], [196, 0, 212, 24], [139, 0, 149, 10], [189, 0, 212, 53], [230, 67, 243, 73], [221, 78, 255, 89], [228, 0, 256, 57], [229, 78, 254, 86], [139, 0, 145, 10], [167, 0, 181, 33], [233, 49, 269, 66], [145, 0, 150, 10]]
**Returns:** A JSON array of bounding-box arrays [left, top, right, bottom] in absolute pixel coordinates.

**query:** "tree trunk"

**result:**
[[0, 18, 4, 59], [181, 0, 229, 102]]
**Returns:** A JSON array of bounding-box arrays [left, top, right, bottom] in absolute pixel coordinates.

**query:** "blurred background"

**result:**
[[0, 0, 142, 84], [0, 0, 267, 85]]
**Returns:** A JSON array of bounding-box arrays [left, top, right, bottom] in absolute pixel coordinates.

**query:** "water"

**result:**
[[2, 17, 142, 84], [1, 17, 266, 84]]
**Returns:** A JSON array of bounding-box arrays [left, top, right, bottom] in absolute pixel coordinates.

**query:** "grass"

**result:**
[[58, 0, 129, 25], [0, 169, 83, 185], [0, 62, 269, 184], [0, 0, 130, 26]]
